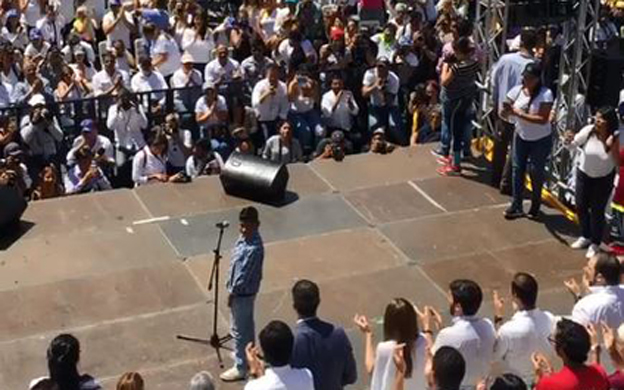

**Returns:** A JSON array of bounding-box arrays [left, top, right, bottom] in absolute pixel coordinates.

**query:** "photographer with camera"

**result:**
[[20, 94, 63, 177], [185, 138, 224, 178], [314, 130, 352, 162], [362, 58, 406, 146], [0, 142, 31, 197], [106, 88, 148, 187], [64, 145, 112, 195], [66, 119, 114, 168], [252, 63, 289, 149]]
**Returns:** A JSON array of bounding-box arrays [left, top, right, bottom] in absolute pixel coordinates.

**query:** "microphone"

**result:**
[[216, 221, 230, 229]]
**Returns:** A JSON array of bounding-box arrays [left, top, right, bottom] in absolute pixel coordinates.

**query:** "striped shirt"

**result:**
[[443, 59, 479, 101], [226, 232, 265, 296]]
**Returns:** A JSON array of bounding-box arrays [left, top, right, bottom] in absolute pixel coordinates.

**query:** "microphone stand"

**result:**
[[177, 223, 233, 367]]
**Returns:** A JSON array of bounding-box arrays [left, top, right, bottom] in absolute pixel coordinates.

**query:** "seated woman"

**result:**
[[262, 121, 303, 164], [410, 82, 442, 145], [132, 129, 183, 186]]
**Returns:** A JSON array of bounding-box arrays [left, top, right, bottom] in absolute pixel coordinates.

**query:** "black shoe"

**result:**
[[504, 206, 525, 220], [527, 207, 541, 220]]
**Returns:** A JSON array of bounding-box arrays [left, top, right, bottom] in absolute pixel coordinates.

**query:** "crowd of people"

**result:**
[[28, 209, 624, 390], [0, 0, 623, 250]]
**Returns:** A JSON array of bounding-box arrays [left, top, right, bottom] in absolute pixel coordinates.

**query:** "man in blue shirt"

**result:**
[[290, 279, 357, 390], [221, 206, 264, 382]]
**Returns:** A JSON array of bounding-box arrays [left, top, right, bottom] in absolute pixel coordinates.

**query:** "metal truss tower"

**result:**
[[549, 0, 601, 199], [474, 0, 509, 142]]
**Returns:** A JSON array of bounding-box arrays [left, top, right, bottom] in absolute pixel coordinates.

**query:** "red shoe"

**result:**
[[437, 164, 461, 176], [436, 155, 451, 165]]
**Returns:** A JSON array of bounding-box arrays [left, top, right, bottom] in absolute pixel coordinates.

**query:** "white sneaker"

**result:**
[[586, 244, 599, 259], [220, 366, 246, 382], [570, 237, 591, 249]]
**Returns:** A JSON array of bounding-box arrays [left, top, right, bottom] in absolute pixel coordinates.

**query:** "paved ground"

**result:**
[[0, 147, 582, 390]]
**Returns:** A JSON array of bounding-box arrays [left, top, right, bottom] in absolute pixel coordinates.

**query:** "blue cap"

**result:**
[[110, 0, 122, 5], [81, 119, 95, 132], [6, 9, 18, 19], [29, 28, 42, 40], [398, 35, 413, 47]]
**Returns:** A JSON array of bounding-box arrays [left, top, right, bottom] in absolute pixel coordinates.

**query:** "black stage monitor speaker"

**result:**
[[0, 186, 27, 232], [220, 152, 289, 201]]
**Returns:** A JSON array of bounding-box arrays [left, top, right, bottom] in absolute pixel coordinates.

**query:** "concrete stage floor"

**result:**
[[0, 147, 583, 390]]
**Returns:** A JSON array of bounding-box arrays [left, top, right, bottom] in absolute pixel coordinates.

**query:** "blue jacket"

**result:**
[[291, 318, 357, 390]]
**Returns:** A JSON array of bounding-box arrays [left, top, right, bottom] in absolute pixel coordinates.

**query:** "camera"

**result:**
[[331, 143, 345, 162]]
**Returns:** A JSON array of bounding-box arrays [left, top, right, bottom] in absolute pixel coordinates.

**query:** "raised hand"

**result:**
[[353, 314, 372, 334], [493, 290, 505, 318]]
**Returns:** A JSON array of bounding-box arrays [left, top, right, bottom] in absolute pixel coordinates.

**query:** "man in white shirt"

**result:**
[[102, 0, 135, 49], [61, 33, 96, 65], [106, 89, 148, 186], [493, 273, 555, 385], [66, 119, 115, 168], [433, 279, 496, 390], [274, 28, 318, 68], [35, 3, 65, 47], [152, 27, 182, 80], [321, 74, 359, 135], [131, 56, 168, 109], [205, 44, 245, 126], [195, 82, 229, 137], [245, 320, 315, 390], [362, 58, 406, 145], [93, 51, 130, 97], [572, 253, 624, 328], [171, 53, 203, 114], [490, 28, 536, 194], [251, 64, 289, 147]]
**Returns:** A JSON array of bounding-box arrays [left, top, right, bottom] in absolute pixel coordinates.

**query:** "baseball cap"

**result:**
[[373, 128, 385, 136], [110, 0, 122, 5], [28, 94, 46, 107], [6, 9, 18, 19], [3, 142, 23, 158], [331, 130, 345, 143], [239, 206, 259, 223], [29, 28, 42, 41], [203, 81, 216, 91], [522, 62, 542, 78], [181, 53, 193, 64], [81, 119, 95, 132], [398, 35, 413, 47], [395, 2, 408, 12]]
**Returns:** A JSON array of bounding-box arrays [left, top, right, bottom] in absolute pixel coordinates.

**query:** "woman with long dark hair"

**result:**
[[566, 107, 620, 258], [42, 334, 101, 390], [354, 298, 427, 390], [181, 9, 215, 74], [501, 62, 554, 220]]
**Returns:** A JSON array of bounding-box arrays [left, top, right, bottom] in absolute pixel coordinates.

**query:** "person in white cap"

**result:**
[[171, 53, 203, 114], [20, 94, 64, 175], [195, 81, 228, 137]]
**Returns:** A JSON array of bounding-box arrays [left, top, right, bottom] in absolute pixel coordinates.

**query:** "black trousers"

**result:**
[[491, 114, 515, 192], [576, 169, 615, 245]]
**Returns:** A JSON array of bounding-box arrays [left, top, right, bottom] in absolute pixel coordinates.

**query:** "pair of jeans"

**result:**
[[288, 109, 323, 154], [511, 133, 553, 212], [368, 105, 407, 146], [576, 169, 615, 245], [442, 94, 474, 166], [230, 295, 256, 373]]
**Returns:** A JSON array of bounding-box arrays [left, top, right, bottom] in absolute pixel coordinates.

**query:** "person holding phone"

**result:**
[[564, 107, 620, 258], [501, 63, 553, 220]]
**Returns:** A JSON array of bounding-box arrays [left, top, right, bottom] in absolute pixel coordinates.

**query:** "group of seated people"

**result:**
[[28, 253, 624, 390]]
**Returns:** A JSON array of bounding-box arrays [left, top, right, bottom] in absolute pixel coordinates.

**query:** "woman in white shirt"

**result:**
[[565, 107, 620, 258], [132, 130, 177, 186], [500, 63, 554, 220], [2, 10, 28, 50], [287, 69, 322, 155], [181, 10, 215, 75], [353, 298, 428, 390]]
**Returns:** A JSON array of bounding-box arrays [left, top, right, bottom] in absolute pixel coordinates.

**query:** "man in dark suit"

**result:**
[[290, 279, 357, 390]]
